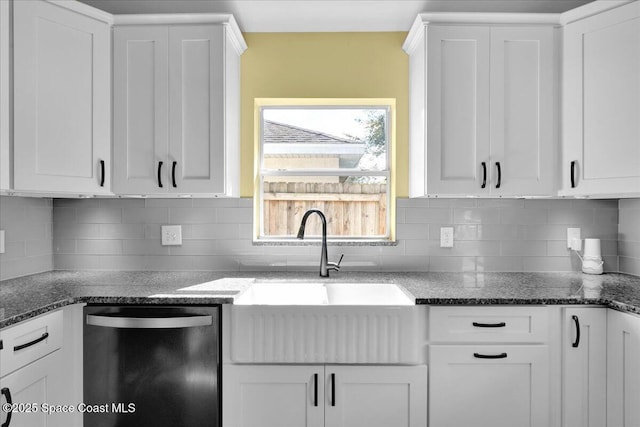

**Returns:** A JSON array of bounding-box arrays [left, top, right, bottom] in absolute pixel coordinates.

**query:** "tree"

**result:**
[[346, 110, 386, 183]]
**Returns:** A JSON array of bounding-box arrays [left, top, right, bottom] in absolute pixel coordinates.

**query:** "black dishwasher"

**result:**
[[83, 306, 220, 427]]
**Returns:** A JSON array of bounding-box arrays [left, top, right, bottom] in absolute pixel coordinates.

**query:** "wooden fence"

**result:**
[[262, 182, 387, 237]]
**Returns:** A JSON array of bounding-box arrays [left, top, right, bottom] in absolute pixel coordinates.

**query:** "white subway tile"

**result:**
[[122, 239, 169, 256], [145, 199, 194, 208], [500, 208, 548, 225], [476, 256, 523, 272], [76, 207, 122, 224], [25, 239, 53, 257], [169, 208, 217, 224], [217, 208, 253, 224], [77, 240, 123, 255], [501, 240, 547, 256], [122, 207, 169, 224], [429, 256, 476, 272], [453, 208, 501, 224], [99, 224, 144, 240], [405, 208, 452, 224]]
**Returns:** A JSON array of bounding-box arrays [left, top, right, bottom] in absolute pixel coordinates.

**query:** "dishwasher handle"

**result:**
[[86, 314, 213, 329]]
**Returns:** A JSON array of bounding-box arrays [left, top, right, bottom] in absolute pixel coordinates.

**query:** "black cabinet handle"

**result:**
[[2, 387, 13, 427], [474, 352, 507, 359], [172, 161, 177, 188], [13, 332, 49, 352], [313, 373, 318, 407], [157, 161, 164, 188], [571, 161, 576, 188], [572, 315, 581, 348], [330, 373, 336, 407], [99, 160, 105, 187], [481, 162, 487, 188], [495, 162, 501, 189], [473, 322, 506, 328]]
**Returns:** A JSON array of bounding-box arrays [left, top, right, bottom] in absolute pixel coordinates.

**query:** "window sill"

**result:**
[[253, 238, 398, 247]]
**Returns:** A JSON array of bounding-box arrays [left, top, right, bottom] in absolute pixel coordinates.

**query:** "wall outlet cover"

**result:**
[[567, 228, 581, 249], [440, 227, 454, 248], [161, 225, 182, 246]]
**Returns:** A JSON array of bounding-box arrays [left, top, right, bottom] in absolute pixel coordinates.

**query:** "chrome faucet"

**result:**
[[297, 209, 343, 277]]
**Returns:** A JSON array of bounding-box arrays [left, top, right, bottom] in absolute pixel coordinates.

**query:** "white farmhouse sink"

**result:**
[[230, 282, 420, 364], [234, 282, 329, 305], [325, 283, 414, 305], [234, 282, 414, 306]]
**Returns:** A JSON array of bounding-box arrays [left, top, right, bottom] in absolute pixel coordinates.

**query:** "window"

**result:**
[[255, 99, 394, 242]]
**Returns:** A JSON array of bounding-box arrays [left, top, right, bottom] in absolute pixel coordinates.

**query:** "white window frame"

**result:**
[[254, 98, 395, 243]]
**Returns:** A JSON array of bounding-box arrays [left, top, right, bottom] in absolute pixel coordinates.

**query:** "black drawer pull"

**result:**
[[330, 373, 336, 407], [313, 373, 318, 407], [472, 322, 506, 328], [157, 161, 164, 188], [572, 315, 581, 348], [13, 332, 49, 352], [570, 161, 576, 188], [171, 161, 177, 188], [2, 387, 12, 427], [99, 160, 105, 187], [474, 352, 507, 359], [495, 162, 501, 189], [481, 162, 487, 188]]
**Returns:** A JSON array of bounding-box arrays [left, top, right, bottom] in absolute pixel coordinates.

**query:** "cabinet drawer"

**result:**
[[0, 310, 63, 377], [429, 306, 549, 343]]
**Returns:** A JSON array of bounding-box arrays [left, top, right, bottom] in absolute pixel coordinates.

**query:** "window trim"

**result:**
[[253, 98, 396, 243]]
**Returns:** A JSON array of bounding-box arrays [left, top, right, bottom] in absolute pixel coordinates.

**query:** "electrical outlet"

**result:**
[[440, 227, 454, 248], [0, 230, 4, 254], [567, 228, 581, 249], [161, 225, 182, 246]]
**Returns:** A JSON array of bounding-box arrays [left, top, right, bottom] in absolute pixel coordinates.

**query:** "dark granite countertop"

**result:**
[[1, 270, 640, 329]]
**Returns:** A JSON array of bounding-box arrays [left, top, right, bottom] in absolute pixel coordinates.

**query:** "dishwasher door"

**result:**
[[84, 306, 220, 427]]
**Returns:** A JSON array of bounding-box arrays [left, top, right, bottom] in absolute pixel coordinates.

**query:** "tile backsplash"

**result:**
[[0, 196, 53, 280], [49, 197, 621, 274], [619, 199, 640, 276]]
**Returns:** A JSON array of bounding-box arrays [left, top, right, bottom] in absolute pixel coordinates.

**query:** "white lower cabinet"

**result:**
[[562, 308, 607, 427], [223, 364, 427, 427], [607, 309, 640, 427], [0, 306, 82, 427], [429, 345, 549, 427], [0, 350, 68, 427]]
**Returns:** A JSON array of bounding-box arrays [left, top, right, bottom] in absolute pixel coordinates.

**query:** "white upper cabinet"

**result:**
[[0, 0, 10, 191], [404, 15, 557, 197], [425, 26, 491, 196], [561, 1, 640, 197], [489, 27, 555, 196], [12, 0, 112, 195], [113, 17, 246, 196]]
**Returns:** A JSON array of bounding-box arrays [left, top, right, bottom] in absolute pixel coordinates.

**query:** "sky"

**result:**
[[263, 108, 384, 140]]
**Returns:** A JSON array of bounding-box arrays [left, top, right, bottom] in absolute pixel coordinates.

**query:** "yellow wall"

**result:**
[[240, 32, 409, 197]]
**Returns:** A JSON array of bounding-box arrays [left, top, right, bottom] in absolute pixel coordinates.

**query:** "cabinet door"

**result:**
[[223, 364, 324, 427], [490, 27, 555, 196], [427, 26, 491, 195], [113, 26, 169, 195], [562, 2, 640, 196], [607, 310, 640, 427], [13, 0, 111, 194], [325, 365, 427, 427], [562, 308, 606, 427], [168, 26, 226, 194], [430, 345, 549, 427], [0, 0, 9, 191], [0, 350, 71, 427]]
